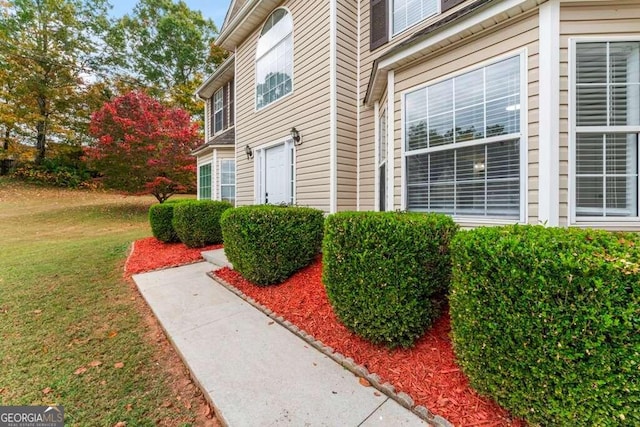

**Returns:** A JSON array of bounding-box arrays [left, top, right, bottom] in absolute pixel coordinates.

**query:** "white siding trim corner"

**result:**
[[386, 70, 395, 211], [538, 0, 560, 226], [329, 0, 338, 213], [374, 101, 380, 211]]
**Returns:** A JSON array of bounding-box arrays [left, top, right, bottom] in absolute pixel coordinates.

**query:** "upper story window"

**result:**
[[208, 80, 234, 139], [256, 8, 293, 110], [393, 0, 438, 35], [214, 88, 224, 134], [370, 0, 464, 51]]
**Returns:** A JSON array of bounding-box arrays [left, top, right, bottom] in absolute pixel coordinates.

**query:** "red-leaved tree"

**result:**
[[85, 91, 198, 202]]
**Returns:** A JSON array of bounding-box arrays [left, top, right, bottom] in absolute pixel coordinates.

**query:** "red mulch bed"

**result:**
[[214, 257, 526, 427], [125, 237, 223, 276]]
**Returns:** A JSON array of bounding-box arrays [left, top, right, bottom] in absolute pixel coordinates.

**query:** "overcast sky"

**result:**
[[109, 0, 232, 30]]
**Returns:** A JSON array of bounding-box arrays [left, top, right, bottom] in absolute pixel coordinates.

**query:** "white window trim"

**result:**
[[254, 7, 295, 112], [568, 36, 640, 227], [213, 88, 224, 135], [390, 0, 440, 39], [219, 158, 236, 205], [197, 161, 213, 200], [400, 49, 528, 224], [253, 136, 296, 205]]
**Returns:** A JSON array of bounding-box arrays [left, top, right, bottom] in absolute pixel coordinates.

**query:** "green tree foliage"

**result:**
[[0, 0, 113, 162], [113, 0, 220, 121]]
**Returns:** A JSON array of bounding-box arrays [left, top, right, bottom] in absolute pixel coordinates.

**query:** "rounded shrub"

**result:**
[[148, 201, 185, 243], [322, 211, 458, 348], [172, 200, 233, 248], [220, 205, 324, 285], [450, 225, 640, 425]]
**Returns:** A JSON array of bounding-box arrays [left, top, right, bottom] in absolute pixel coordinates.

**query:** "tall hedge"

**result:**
[[220, 205, 324, 285], [148, 199, 188, 243], [172, 200, 233, 248], [322, 211, 458, 348], [450, 225, 640, 425]]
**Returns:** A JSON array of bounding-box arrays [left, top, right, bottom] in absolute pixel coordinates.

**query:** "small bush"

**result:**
[[450, 225, 640, 425], [172, 200, 233, 248], [322, 211, 458, 348], [148, 201, 187, 243], [220, 205, 324, 285]]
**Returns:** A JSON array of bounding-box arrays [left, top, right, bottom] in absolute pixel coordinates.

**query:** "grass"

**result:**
[[0, 178, 201, 425]]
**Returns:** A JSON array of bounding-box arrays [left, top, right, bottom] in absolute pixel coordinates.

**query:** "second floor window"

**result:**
[[256, 8, 293, 110], [214, 88, 224, 134], [393, 0, 438, 35]]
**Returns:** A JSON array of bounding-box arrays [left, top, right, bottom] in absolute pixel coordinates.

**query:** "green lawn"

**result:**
[[0, 179, 204, 426]]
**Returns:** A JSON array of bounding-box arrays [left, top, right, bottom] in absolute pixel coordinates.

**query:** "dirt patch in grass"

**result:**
[[214, 258, 526, 426]]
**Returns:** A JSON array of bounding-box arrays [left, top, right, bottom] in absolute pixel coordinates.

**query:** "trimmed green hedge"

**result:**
[[450, 225, 640, 425], [322, 211, 458, 348], [172, 200, 233, 248], [148, 199, 192, 243], [220, 205, 324, 285]]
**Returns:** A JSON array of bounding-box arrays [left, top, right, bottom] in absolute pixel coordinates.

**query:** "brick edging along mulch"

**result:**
[[206, 271, 453, 427]]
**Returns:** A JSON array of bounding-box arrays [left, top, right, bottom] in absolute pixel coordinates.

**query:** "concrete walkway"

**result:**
[[133, 262, 429, 426]]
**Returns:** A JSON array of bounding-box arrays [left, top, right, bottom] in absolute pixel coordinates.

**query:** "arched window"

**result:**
[[255, 9, 293, 110]]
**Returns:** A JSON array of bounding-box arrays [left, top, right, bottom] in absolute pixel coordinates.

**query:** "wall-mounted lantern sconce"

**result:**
[[245, 144, 253, 160], [290, 127, 302, 146]]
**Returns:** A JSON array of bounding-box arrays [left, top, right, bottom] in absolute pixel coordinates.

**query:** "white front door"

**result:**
[[265, 144, 288, 204]]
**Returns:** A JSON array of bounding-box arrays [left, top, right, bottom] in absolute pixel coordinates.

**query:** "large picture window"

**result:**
[[393, 0, 437, 35], [220, 159, 236, 204], [199, 163, 212, 200], [256, 9, 293, 110], [574, 41, 640, 219], [404, 55, 523, 219]]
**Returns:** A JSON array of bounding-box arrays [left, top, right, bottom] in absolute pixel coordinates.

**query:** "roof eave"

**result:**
[[364, 0, 539, 106]]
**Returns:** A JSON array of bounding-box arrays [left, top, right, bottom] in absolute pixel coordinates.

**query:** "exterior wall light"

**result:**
[[290, 127, 301, 146], [245, 144, 253, 160]]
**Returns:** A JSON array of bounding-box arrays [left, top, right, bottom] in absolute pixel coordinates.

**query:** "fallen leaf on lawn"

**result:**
[[108, 331, 118, 338], [114, 362, 124, 369], [161, 401, 172, 408], [42, 387, 52, 395], [89, 360, 102, 367], [0, 388, 5, 394], [74, 367, 87, 375], [359, 378, 371, 387], [33, 309, 42, 314], [100, 380, 106, 386], [125, 404, 132, 412], [184, 401, 191, 410], [113, 422, 126, 427]]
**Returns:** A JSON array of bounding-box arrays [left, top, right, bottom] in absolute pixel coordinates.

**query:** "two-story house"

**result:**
[[194, 0, 640, 231], [194, 56, 236, 204]]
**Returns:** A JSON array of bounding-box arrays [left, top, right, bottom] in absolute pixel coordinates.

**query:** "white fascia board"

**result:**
[[368, 0, 536, 105], [195, 55, 236, 99], [216, 0, 259, 48]]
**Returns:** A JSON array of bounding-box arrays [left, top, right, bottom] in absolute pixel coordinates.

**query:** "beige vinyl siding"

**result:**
[[559, 0, 640, 227], [358, 0, 375, 209], [336, 1, 359, 211], [394, 11, 540, 223], [234, 0, 331, 211]]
